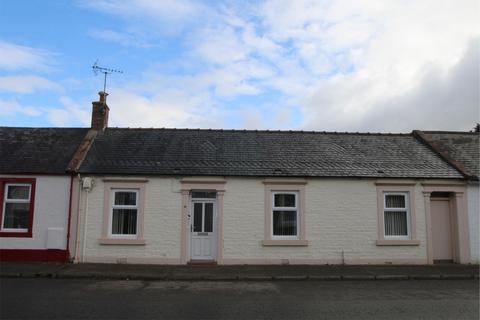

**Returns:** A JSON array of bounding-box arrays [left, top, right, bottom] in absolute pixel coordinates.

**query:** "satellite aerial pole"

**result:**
[[92, 60, 123, 93]]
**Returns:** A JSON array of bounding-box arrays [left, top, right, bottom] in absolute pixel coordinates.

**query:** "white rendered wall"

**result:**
[[0, 175, 70, 250], [222, 178, 427, 264], [78, 177, 182, 263], [467, 183, 479, 263], [79, 176, 431, 264]]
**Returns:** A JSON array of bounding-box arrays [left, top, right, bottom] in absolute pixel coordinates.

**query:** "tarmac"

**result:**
[[0, 262, 478, 281]]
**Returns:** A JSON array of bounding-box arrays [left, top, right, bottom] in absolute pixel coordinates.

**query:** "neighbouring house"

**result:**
[[68, 93, 476, 265], [0, 127, 89, 261], [414, 130, 480, 263]]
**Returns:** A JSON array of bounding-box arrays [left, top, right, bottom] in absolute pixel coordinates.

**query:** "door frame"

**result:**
[[422, 183, 470, 264], [189, 198, 218, 261], [180, 178, 226, 264]]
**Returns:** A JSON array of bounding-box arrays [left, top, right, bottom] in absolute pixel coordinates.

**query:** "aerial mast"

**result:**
[[92, 60, 123, 93]]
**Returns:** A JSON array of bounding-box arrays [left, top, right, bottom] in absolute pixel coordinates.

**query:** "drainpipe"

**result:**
[[65, 175, 74, 262], [82, 191, 89, 263], [73, 174, 82, 262], [72, 174, 86, 262], [81, 177, 94, 263]]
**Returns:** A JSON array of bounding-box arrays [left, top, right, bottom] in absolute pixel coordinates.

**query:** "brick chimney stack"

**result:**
[[91, 91, 109, 130]]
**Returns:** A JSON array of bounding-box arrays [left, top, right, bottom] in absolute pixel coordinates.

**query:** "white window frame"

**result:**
[[271, 191, 299, 240], [1, 183, 31, 232], [109, 189, 139, 239], [383, 192, 410, 240]]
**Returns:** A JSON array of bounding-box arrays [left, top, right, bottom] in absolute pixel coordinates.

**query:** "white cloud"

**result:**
[[79, 0, 479, 131], [254, 0, 479, 131], [88, 29, 153, 48], [0, 95, 90, 127], [356, 40, 479, 132], [81, 0, 198, 19], [105, 88, 223, 128], [0, 75, 63, 94], [293, 0, 479, 131], [240, 107, 264, 129], [46, 108, 73, 127], [192, 26, 251, 65], [301, 39, 480, 132], [45, 96, 92, 127], [237, 103, 298, 129], [79, 0, 206, 35], [0, 41, 54, 71], [0, 99, 42, 117]]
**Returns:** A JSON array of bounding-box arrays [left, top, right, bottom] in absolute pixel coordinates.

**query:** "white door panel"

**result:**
[[190, 200, 217, 261]]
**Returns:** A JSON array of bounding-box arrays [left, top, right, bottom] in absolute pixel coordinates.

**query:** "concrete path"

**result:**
[[1, 262, 478, 281]]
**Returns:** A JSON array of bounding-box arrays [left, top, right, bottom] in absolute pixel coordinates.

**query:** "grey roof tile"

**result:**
[[0, 127, 89, 174], [78, 128, 463, 178], [420, 131, 479, 179]]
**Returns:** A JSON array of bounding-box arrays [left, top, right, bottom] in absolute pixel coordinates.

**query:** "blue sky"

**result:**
[[0, 0, 478, 131]]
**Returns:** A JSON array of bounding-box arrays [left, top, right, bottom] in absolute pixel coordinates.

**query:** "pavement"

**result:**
[[0, 262, 478, 281]]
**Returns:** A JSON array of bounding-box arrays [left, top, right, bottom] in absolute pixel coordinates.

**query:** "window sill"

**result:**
[[376, 239, 420, 246], [0, 231, 32, 238], [99, 238, 146, 245], [262, 240, 309, 246]]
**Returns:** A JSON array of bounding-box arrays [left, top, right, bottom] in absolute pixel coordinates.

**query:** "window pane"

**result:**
[[114, 192, 136, 206], [274, 194, 296, 207], [204, 203, 213, 232], [3, 203, 29, 229], [191, 191, 216, 199], [384, 211, 408, 236], [385, 194, 405, 208], [273, 210, 297, 236], [7, 185, 30, 200], [431, 192, 450, 198], [112, 209, 137, 235], [193, 203, 202, 232]]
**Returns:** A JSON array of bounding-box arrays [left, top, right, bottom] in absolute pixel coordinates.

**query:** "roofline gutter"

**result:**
[[71, 172, 465, 180], [412, 130, 474, 180]]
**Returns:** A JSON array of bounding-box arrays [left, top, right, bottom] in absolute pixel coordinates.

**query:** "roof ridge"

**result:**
[[421, 130, 479, 134], [0, 126, 88, 130], [104, 127, 411, 136]]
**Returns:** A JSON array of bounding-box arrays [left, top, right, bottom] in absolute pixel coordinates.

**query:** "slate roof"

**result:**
[[78, 128, 463, 178], [418, 131, 479, 180], [0, 127, 89, 174]]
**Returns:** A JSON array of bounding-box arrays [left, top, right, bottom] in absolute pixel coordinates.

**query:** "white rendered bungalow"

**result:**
[[0, 127, 88, 261], [69, 94, 475, 265]]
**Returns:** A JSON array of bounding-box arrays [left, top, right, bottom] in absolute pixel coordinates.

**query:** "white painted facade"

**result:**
[[77, 176, 470, 265], [222, 178, 427, 264], [75, 177, 182, 263], [467, 183, 479, 263], [0, 175, 70, 250]]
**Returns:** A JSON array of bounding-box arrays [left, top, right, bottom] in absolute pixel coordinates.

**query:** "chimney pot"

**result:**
[[99, 91, 108, 104]]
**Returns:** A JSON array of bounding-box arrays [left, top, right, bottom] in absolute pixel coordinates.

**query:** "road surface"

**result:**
[[1, 278, 478, 319]]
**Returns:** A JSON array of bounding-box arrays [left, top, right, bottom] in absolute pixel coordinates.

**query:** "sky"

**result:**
[[0, 0, 478, 132]]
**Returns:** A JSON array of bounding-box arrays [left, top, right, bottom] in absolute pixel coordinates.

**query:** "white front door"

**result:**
[[190, 200, 217, 261]]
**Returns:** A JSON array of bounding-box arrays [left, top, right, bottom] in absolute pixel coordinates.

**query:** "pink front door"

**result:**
[[431, 199, 453, 261]]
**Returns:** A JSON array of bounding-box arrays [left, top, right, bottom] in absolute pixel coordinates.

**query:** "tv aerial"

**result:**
[[92, 60, 123, 93]]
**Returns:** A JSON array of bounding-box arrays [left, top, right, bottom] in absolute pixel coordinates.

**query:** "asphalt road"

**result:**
[[0, 278, 478, 319]]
